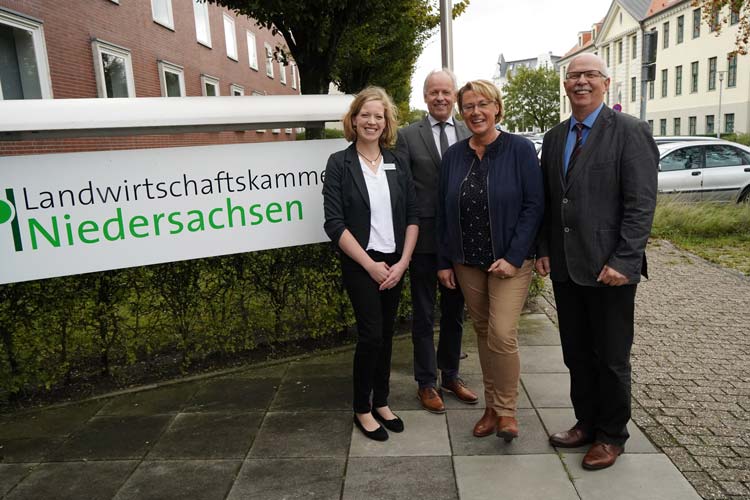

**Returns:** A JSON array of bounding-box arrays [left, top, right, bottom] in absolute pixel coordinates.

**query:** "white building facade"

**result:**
[[558, 0, 749, 136]]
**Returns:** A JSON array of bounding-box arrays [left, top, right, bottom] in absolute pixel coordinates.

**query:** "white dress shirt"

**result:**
[[427, 114, 458, 158], [359, 157, 396, 253]]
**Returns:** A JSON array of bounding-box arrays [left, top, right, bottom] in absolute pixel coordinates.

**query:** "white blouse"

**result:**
[[359, 157, 396, 253]]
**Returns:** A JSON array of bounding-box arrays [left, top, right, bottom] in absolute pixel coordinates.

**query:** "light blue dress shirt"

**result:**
[[563, 102, 605, 173]]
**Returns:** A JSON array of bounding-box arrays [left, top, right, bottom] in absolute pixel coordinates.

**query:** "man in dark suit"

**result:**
[[395, 69, 477, 413], [536, 53, 658, 470]]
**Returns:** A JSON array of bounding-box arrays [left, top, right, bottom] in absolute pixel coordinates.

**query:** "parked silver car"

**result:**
[[658, 140, 750, 203]]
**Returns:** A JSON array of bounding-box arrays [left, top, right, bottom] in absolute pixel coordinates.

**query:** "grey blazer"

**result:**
[[395, 116, 470, 253], [537, 105, 658, 286]]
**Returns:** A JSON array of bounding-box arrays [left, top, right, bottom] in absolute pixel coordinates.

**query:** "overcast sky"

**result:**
[[410, 0, 614, 109]]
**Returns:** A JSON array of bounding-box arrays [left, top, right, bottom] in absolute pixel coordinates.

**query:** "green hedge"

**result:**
[[0, 243, 545, 397]]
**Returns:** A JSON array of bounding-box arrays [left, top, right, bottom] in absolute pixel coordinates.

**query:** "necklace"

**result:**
[[357, 149, 382, 167]]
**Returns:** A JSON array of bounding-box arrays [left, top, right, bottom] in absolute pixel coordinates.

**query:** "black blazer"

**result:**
[[537, 105, 658, 286], [395, 117, 470, 253], [322, 143, 419, 255]]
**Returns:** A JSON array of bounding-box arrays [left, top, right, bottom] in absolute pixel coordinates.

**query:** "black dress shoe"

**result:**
[[353, 415, 388, 441], [372, 408, 404, 433]]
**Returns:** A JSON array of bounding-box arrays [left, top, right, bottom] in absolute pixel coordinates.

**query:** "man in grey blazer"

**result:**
[[536, 53, 658, 470], [395, 69, 477, 413]]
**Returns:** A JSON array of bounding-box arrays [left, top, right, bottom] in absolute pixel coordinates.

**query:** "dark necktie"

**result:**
[[566, 123, 585, 176], [438, 122, 449, 157]]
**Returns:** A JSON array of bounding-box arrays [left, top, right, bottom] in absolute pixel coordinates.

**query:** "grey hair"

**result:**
[[570, 53, 610, 78], [423, 68, 458, 95]]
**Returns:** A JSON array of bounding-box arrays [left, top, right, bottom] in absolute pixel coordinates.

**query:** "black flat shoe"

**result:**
[[353, 415, 388, 441], [372, 408, 405, 433]]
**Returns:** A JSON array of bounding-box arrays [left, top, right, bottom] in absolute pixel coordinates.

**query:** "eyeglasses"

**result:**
[[565, 70, 606, 81], [461, 100, 494, 113]]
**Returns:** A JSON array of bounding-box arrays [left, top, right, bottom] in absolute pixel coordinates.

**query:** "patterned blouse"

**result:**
[[460, 154, 494, 268]]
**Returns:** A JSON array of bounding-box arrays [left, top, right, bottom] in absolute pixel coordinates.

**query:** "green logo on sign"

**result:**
[[2, 189, 23, 252]]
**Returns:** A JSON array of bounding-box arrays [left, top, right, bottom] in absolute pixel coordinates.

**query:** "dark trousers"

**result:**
[[410, 253, 464, 388], [552, 279, 636, 446], [342, 251, 403, 414]]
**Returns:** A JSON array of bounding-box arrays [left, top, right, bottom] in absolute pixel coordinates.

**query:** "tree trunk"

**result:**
[[300, 69, 331, 140]]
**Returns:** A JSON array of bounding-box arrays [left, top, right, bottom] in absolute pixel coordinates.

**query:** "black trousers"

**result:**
[[552, 279, 636, 446], [410, 253, 464, 388], [342, 251, 403, 414]]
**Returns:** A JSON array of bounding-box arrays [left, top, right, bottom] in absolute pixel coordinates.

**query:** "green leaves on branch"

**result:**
[[502, 66, 560, 132]]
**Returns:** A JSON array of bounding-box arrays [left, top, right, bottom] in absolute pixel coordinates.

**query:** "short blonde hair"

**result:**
[[457, 80, 504, 124], [342, 86, 399, 148]]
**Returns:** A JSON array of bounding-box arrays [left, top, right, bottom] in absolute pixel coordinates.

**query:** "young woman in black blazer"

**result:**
[[322, 86, 419, 441]]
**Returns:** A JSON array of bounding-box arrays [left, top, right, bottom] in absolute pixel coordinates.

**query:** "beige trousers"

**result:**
[[454, 260, 533, 417]]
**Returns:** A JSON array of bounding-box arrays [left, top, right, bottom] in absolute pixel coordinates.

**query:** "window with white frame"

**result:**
[[201, 74, 220, 96], [272, 128, 281, 134], [0, 10, 53, 99], [230, 84, 244, 96], [158, 60, 185, 97], [92, 39, 135, 98], [279, 62, 286, 84], [246, 30, 258, 70], [151, 0, 174, 30], [264, 43, 274, 78], [223, 14, 237, 60], [290, 63, 297, 89], [193, 0, 211, 47]]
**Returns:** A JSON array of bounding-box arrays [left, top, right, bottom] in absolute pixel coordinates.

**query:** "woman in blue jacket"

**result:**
[[323, 87, 419, 441], [437, 80, 544, 442]]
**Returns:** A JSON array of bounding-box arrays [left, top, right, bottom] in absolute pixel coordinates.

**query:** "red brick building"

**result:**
[[0, 0, 300, 155]]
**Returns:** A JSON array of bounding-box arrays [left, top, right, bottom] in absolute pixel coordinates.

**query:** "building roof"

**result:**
[[646, 0, 683, 17], [618, 0, 653, 20]]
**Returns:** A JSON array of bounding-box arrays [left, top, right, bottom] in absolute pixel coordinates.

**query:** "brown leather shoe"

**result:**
[[549, 427, 594, 448], [473, 407, 497, 437], [582, 442, 624, 470], [496, 416, 519, 442], [440, 379, 479, 404], [417, 387, 446, 414]]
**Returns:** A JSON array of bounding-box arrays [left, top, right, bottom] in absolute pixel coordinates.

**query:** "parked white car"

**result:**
[[658, 140, 750, 203]]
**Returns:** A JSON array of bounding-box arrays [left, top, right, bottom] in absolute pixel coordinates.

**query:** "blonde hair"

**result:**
[[457, 80, 504, 124], [342, 86, 399, 148]]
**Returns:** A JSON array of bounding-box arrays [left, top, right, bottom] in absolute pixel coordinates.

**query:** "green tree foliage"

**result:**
[[502, 66, 560, 132], [694, 0, 749, 55], [207, 0, 468, 135]]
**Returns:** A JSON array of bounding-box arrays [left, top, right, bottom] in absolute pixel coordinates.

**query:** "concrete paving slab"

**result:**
[[270, 375, 351, 411], [185, 376, 279, 412], [250, 411, 351, 458], [98, 383, 198, 416], [518, 314, 561, 346], [538, 408, 657, 454], [521, 373, 572, 408], [562, 453, 703, 500], [447, 408, 553, 456], [520, 345, 568, 373], [226, 458, 345, 500], [0, 464, 34, 497], [0, 436, 66, 463], [113, 460, 240, 500], [148, 411, 263, 459], [343, 456, 457, 500], [454, 455, 579, 500], [285, 361, 350, 379], [5, 460, 137, 500], [48, 415, 172, 460], [0, 400, 105, 438], [349, 410, 450, 457], [232, 363, 288, 378]]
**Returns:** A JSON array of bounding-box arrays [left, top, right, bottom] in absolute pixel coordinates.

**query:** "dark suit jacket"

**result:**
[[322, 143, 419, 255], [395, 116, 470, 253], [537, 105, 658, 286]]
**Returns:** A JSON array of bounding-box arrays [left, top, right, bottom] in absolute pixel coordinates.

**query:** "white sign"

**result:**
[[0, 139, 348, 284]]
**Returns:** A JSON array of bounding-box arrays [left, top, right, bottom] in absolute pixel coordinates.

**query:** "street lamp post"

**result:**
[[717, 71, 726, 138]]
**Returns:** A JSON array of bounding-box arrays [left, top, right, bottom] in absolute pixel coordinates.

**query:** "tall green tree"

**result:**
[[208, 0, 468, 136], [502, 66, 560, 132], [694, 0, 749, 55]]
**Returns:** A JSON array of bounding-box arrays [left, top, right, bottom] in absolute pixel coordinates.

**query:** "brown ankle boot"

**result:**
[[496, 416, 519, 442], [473, 407, 497, 437]]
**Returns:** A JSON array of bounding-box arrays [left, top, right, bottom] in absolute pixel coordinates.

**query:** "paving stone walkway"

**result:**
[[0, 306, 701, 499], [539, 239, 750, 500]]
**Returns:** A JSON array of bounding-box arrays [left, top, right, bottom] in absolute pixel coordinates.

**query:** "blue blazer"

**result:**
[[323, 143, 419, 255], [437, 133, 544, 270]]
